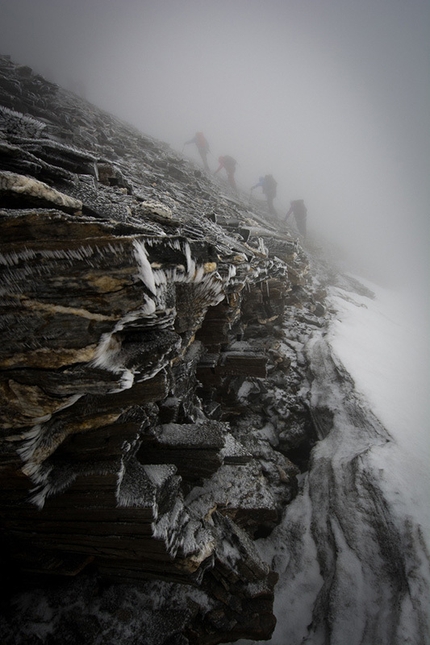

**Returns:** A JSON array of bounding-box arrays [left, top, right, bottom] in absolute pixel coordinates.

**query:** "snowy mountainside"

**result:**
[[250, 274, 430, 645], [0, 55, 429, 645]]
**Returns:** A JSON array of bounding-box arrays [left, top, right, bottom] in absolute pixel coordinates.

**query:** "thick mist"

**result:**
[[1, 0, 429, 299]]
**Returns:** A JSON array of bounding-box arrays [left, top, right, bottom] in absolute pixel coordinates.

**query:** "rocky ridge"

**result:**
[[0, 56, 330, 644]]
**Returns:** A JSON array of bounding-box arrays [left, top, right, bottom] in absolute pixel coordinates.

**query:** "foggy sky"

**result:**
[[1, 0, 429, 298]]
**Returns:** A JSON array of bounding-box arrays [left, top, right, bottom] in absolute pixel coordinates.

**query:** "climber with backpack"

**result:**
[[183, 132, 210, 171], [251, 174, 277, 214]]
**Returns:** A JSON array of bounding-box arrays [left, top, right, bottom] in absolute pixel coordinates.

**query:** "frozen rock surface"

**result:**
[[0, 56, 428, 645]]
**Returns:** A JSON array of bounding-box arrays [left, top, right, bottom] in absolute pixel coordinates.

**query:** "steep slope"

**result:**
[[255, 272, 430, 645], [1, 56, 428, 645], [0, 56, 318, 644]]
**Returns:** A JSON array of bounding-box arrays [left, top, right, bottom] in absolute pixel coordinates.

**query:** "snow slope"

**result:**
[[328, 281, 430, 549], [254, 278, 430, 645]]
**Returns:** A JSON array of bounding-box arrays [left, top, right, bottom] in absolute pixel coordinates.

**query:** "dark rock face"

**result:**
[[0, 56, 321, 644]]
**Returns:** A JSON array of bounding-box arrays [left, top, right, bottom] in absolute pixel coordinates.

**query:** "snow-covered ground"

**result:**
[[328, 280, 430, 553], [246, 277, 430, 644]]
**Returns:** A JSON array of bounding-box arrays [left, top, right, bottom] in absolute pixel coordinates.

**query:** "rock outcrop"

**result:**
[[0, 56, 324, 644]]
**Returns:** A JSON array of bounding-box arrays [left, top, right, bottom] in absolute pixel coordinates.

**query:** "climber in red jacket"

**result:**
[[214, 155, 237, 191], [184, 132, 210, 171]]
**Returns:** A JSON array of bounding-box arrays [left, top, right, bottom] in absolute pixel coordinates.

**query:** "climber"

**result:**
[[285, 199, 307, 238], [214, 155, 237, 191], [251, 174, 277, 215], [183, 132, 210, 171]]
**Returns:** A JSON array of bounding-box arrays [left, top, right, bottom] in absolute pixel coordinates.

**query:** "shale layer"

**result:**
[[0, 56, 326, 644]]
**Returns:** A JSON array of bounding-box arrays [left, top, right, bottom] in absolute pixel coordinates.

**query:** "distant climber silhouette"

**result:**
[[183, 132, 210, 171], [251, 175, 277, 215], [285, 199, 307, 238], [214, 155, 237, 191]]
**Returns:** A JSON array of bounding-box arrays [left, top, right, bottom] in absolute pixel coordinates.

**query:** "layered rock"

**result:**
[[0, 56, 319, 644]]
